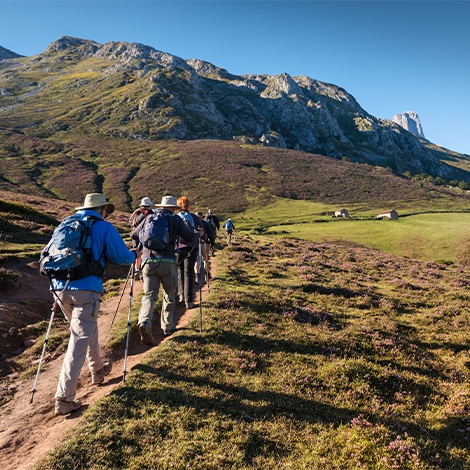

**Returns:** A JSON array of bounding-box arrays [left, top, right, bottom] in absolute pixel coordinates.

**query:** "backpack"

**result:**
[[139, 210, 170, 252], [225, 219, 233, 230], [130, 208, 153, 229], [40, 213, 105, 281], [178, 210, 195, 230], [205, 214, 217, 231]]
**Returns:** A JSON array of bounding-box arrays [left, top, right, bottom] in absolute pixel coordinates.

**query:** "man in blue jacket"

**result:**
[[52, 193, 140, 416]]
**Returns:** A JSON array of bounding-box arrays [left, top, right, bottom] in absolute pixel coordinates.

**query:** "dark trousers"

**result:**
[[177, 246, 198, 303]]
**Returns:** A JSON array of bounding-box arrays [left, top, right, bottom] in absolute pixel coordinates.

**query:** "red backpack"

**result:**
[[130, 208, 153, 229]]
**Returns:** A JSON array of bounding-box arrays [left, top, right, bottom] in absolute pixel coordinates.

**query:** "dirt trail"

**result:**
[[0, 259, 217, 470]]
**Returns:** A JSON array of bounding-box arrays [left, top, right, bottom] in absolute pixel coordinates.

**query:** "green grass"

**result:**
[[35, 236, 470, 470], [240, 198, 470, 264]]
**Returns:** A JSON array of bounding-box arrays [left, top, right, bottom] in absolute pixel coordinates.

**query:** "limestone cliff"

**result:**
[[393, 111, 425, 138]]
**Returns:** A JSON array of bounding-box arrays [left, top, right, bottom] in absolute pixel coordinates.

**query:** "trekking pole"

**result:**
[[123, 262, 136, 383], [206, 243, 211, 294], [30, 301, 57, 403], [198, 237, 203, 333], [109, 264, 133, 334]]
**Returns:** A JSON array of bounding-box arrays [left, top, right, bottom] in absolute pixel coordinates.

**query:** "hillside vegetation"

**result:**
[[0, 131, 468, 216], [35, 236, 470, 470]]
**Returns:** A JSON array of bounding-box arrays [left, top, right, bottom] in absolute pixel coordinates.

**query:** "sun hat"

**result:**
[[155, 195, 182, 208], [75, 193, 115, 214], [208, 209, 213, 214], [140, 197, 153, 207]]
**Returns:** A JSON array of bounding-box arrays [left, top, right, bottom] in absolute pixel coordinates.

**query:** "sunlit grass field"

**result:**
[[241, 198, 470, 264]]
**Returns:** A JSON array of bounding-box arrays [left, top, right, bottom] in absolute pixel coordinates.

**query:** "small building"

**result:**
[[335, 208, 350, 218], [377, 209, 398, 220]]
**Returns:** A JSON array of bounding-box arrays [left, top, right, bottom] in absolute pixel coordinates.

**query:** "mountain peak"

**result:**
[[0, 45, 23, 59], [392, 111, 425, 138]]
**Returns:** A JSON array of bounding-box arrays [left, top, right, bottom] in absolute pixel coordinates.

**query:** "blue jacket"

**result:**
[[51, 209, 137, 293]]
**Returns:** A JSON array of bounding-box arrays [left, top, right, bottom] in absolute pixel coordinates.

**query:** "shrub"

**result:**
[[0, 267, 20, 291]]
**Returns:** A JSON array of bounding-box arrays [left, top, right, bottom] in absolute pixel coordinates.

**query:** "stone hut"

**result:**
[[377, 209, 398, 220], [335, 208, 350, 218]]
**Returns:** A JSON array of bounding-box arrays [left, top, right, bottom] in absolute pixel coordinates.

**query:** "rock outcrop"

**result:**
[[392, 111, 425, 138]]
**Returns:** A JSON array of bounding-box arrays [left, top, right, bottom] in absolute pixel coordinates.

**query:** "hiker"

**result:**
[[205, 209, 220, 234], [129, 197, 154, 273], [131, 195, 197, 343], [176, 196, 206, 309], [50, 193, 140, 415], [223, 218, 235, 246], [129, 197, 154, 230], [195, 211, 215, 282]]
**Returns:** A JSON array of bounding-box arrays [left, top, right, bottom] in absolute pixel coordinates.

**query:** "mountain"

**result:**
[[0, 36, 469, 184], [393, 111, 425, 138], [0, 45, 22, 60]]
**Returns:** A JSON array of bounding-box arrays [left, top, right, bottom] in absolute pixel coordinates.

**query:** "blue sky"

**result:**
[[1, 1, 469, 155]]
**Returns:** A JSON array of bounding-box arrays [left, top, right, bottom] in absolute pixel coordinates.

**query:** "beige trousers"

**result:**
[[139, 261, 178, 334], [55, 290, 104, 401]]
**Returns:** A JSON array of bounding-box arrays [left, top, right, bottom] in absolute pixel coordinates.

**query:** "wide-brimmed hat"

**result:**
[[155, 195, 181, 208], [75, 193, 115, 214], [140, 197, 153, 207]]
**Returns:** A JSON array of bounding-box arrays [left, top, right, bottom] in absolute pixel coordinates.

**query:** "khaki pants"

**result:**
[[139, 261, 177, 334], [55, 290, 104, 401]]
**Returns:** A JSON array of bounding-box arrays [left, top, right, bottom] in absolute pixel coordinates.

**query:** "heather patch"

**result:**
[[36, 235, 470, 469]]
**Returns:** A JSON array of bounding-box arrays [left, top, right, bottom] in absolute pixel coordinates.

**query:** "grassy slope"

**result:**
[[1, 131, 469, 216], [35, 236, 470, 470], [1, 137, 470, 467]]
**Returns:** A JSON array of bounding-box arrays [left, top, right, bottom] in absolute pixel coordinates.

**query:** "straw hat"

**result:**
[[155, 195, 182, 208], [75, 193, 115, 214], [140, 197, 153, 207]]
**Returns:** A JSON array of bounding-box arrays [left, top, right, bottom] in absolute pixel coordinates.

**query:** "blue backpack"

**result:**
[[177, 210, 195, 229], [40, 213, 105, 281], [139, 210, 170, 252]]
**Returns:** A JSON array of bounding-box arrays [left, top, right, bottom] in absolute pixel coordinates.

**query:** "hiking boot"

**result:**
[[91, 361, 113, 385], [139, 324, 154, 345], [164, 328, 177, 336], [55, 398, 82, 415], [185, 302, 195, 309]]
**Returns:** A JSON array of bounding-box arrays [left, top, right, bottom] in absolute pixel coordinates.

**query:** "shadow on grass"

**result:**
[[115, 365, 356, 427]]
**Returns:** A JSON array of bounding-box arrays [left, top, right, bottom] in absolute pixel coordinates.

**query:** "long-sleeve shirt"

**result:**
[[51, 209, 137, 293]]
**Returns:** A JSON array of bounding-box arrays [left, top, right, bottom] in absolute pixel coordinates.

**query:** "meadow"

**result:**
[[35, 234, 470, 470], [241, 198, 470, 264]]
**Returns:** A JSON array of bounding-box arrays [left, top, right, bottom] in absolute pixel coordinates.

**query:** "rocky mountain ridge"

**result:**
[[0, 36, 469, 182]]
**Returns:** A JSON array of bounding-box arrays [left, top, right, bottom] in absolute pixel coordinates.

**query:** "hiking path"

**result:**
[[0, 257, 217, 470]]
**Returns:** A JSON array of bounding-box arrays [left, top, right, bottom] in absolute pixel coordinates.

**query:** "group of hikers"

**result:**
[[38, 192, 234, 415]]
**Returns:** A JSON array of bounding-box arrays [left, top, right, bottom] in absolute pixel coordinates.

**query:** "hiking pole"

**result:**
[[123, 262, 136, 383], [206, 243, 211, 294], [30, 301, 57, 403], [109, 263, 133, 334], [198, 237, 203, 333]]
